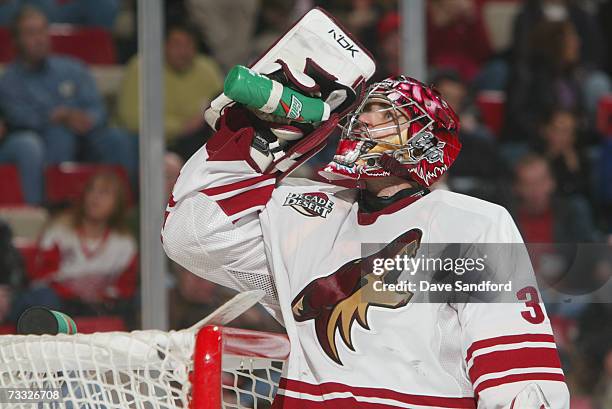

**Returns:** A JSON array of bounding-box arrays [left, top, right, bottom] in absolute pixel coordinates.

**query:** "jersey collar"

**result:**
[[357, 186, 429, 225]]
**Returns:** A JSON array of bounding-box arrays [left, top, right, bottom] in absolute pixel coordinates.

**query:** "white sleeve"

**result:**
[[162, 192, 281, 320], [161, 116, 281, 320], [458, 209, 570, 409]]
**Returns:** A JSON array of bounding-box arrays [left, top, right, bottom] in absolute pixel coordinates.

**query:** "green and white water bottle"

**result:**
[[224, 65, 330, 123]]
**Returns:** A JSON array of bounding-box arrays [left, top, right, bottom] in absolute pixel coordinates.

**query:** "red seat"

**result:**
[[13, 239, 38, 279], [0, 324, 16, 334], [597, 94, 612, 137], [0, 318, 127, 335], [45, 163, 133, 206], [549, 315, 577, 352], [0, 165, 25, 206], [476, 91, 506, 137], [0, 25, 116, 65], [73, 316, 126, 333], [49, 25, 116, 65], [0, 28, 15, 63], [570, 396, 594, 409]]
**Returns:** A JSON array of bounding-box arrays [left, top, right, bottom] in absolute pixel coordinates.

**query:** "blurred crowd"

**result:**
[[0, 0, 611, 407]]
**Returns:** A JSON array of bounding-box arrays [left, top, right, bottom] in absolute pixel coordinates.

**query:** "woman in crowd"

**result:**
[[504, 20, 610, 144], [511, 0, 605, 69], [537, 109, 592, 199], [427, 0, 492, 82], [24, 171, 137, 319]]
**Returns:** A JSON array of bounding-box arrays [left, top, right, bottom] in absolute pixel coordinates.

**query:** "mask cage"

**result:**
[[335, 81, 437, 168]]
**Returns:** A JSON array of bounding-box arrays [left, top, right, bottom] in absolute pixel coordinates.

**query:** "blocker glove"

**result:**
[[205, 59, 360, 178]]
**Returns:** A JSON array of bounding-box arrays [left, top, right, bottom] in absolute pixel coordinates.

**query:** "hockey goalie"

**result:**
[[162, 8, 569, 409]]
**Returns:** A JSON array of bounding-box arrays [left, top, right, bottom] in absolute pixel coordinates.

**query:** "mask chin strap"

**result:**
[[378, 153, 423, 185], [359, 183, 429, 213]]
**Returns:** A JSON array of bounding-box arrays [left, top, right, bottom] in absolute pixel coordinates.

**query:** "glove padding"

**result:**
[[259, 59, 358, 115], [249, 112, 340, 177]]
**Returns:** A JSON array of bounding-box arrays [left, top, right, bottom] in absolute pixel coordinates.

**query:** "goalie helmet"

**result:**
[[319, 76, 461, 187]]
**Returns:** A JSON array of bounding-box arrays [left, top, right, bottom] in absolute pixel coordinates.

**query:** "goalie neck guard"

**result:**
[[319, 76, 461, 187]]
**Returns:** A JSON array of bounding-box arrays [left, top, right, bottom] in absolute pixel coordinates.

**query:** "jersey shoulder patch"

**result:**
[[273, 179, 356, 218]]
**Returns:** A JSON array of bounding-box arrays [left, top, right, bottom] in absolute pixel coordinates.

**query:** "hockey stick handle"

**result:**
[[188, 290, 266, 331]]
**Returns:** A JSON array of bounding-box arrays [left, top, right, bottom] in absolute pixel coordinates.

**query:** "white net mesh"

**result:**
[[0, 327, 287, 409], [221, 358, 283, 409]]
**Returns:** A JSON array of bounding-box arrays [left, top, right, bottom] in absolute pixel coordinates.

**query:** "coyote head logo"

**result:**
[[291, 229, 422, 364]]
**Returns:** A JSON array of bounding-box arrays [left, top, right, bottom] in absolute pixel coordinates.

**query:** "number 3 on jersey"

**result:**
[[517, 286, 545, 324]]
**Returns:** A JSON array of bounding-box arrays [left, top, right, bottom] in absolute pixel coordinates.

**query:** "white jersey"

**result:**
[[162, 145, 570, 409], [35, 222, 138, 300]]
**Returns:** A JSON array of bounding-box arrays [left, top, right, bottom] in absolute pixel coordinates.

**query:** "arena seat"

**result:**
[[0, 25, 116, 65], [0, 324, 16, 334], [0, 317, 127, 335], [597, 94, 612, 137], [0, 165, 25, 206], [1, 208, 48, 241], [0, 28, 15, 63], [570, 396, 594, 409], [49, 25, 117, 65], [479, 0, 522, 52], [476, 91, 506, 137], [45, 163, 133, 206], [73, 316, 127, 333], [13, 239, 38, 279]]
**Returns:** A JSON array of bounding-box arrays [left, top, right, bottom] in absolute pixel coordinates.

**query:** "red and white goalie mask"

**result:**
[[320, 76, 461, 187]]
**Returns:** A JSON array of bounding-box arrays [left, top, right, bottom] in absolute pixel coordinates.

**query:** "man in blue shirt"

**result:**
[[0, 0, 118, 29], [0, 110, 43, 205], [0, 6, 136, 204]]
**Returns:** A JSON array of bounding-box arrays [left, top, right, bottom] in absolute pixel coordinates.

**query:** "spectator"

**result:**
[[512, 153, 602, 243], [432, 70, 509, 203], [0, 0, 119, 28], [575, 304, 612, 402], [252, 0, 297, 58], [0, 7, 137, 186], [511, 0, 605, 70], [600, 140, 612, 234], [373, 11, 400, 81], [339, 0, 381, 52], [537, 109, 591, 199], [593, 349, 612, 409], [17, 171, 137, 320], [113, 0, 137, 64], [433, 70, 493, 141], [504, 20, 611, 143], [117, 23, 223, 161], [512, 154, 607, 320], [185, 0, 258, 71], [313, 0, 384, 65], [600, 0, 612, 77], [0, 221, 26, 325], [0, 109, 44, 205], [427, 0, 492, 82]]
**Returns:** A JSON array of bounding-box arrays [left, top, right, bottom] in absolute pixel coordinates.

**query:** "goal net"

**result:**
[[0, 325, 289, 409]]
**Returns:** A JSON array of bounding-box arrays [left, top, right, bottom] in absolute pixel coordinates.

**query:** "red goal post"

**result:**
[[193, 326, 290, 408]]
